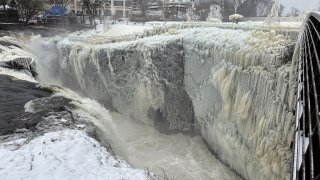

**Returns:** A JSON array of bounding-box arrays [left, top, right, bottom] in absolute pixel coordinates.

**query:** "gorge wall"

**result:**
[[29, 27, 297, 180]]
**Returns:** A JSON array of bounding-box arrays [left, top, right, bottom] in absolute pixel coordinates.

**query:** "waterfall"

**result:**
[[26, 26, 297, 180]]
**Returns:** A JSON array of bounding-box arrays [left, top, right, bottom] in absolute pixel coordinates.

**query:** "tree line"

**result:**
[[0, 0, 303, 24], [0, 0, 105, 24]]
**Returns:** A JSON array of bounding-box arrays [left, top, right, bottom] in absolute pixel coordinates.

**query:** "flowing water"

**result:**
[[109, 113, 240, 180], [53, 87, 241, 180]]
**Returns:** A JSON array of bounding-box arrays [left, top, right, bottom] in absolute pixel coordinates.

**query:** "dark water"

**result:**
[[0, 75, 52, 135]]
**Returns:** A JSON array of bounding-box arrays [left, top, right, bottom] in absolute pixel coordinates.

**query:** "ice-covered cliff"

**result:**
[[183, 29, 296, 180], [29, 26, 297, 179]]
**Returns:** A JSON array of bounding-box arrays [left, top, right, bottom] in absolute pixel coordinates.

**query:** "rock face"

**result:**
[[55, 36, 196, 133], [33, 27, 297, 180], [0, 37, 37, 76]]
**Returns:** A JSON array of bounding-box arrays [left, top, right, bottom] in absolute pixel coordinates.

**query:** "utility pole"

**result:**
[[74, 0, 77, 14], [111, 0, 115, 16], [123, 0, 126, 18]]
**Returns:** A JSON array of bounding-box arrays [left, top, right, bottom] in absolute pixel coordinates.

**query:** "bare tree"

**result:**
[[278, 4, 284, 16], [82, 0, 102, 16], [134, 0, 153, 21], [195, 0, 272, 19], [194, 0, 219, 20], [17, 0, 44, 24], [1, 0, 8, 22], [289, 7, 300, 17], [233, 0, 244, 14], [9, 0, 17, 8], [47, 0, 70, 7], [82, 0, 103, 27]]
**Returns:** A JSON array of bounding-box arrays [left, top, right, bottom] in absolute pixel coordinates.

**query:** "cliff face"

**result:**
[[32, 27, 297, 179], [183, 29, 296, 180], [54, 35, 195, 133]]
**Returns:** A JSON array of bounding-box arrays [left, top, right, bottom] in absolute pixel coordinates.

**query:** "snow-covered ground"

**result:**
[[0, 130, 150, 180], [54, 20, 302, 46], [66, 22, 153, 44]]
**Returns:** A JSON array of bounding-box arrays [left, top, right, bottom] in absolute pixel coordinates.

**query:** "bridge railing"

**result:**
[[293, 12, 320, 180]]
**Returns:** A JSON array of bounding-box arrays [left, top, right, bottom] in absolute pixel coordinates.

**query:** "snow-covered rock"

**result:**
[[0, 130, 150, 180], [0, 37, 37, 76]]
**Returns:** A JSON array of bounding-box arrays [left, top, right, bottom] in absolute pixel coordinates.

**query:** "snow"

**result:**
[[104, 24, 152, 36], [229, 14, 244, 20], [293, 130, 310, 180], [0, 5, 10, 10], [0, 36, 35, 63], [0, 36, 38, 82], [0, 67, 37, 83], [0, 130, 150, 180], [66, 23, 153, 44]]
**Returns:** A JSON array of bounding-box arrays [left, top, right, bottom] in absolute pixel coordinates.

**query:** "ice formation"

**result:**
[[186, 2, 199, 22], [206, 5, 222, 23], [16, 23, 298, 180], [0, 36, 36, 74], [265, 0, 280, 25], [183, 28, 296, 180]]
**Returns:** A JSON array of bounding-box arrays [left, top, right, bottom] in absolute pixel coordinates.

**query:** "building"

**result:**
[[148, 0, 191, 20], [69, 0, 131, 19], [68, 0, 191, 21]]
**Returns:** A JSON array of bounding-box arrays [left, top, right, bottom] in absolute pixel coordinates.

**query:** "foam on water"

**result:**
[[53, 87, 241, 180]]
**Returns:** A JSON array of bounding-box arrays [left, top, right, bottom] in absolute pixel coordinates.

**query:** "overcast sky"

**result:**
[[279, 0, 319, 13]]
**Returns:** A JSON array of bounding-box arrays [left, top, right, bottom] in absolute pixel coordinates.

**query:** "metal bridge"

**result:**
[[293, 12, 320, 180]]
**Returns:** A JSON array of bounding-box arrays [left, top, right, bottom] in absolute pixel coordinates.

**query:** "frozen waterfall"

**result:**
[[23, 25, 298, 180]]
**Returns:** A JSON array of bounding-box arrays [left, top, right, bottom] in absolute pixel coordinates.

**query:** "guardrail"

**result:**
[[292, 12, 320, 180], [240, 16, 304, 22]]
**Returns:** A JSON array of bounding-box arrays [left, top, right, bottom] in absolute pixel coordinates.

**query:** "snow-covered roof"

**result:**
[[0, 5, 10, 10], [229, 14, 244, 20]]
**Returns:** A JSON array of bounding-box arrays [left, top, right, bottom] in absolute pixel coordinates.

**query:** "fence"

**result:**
[[240, 16, 304, 22], [292, 12, 320, 180]]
